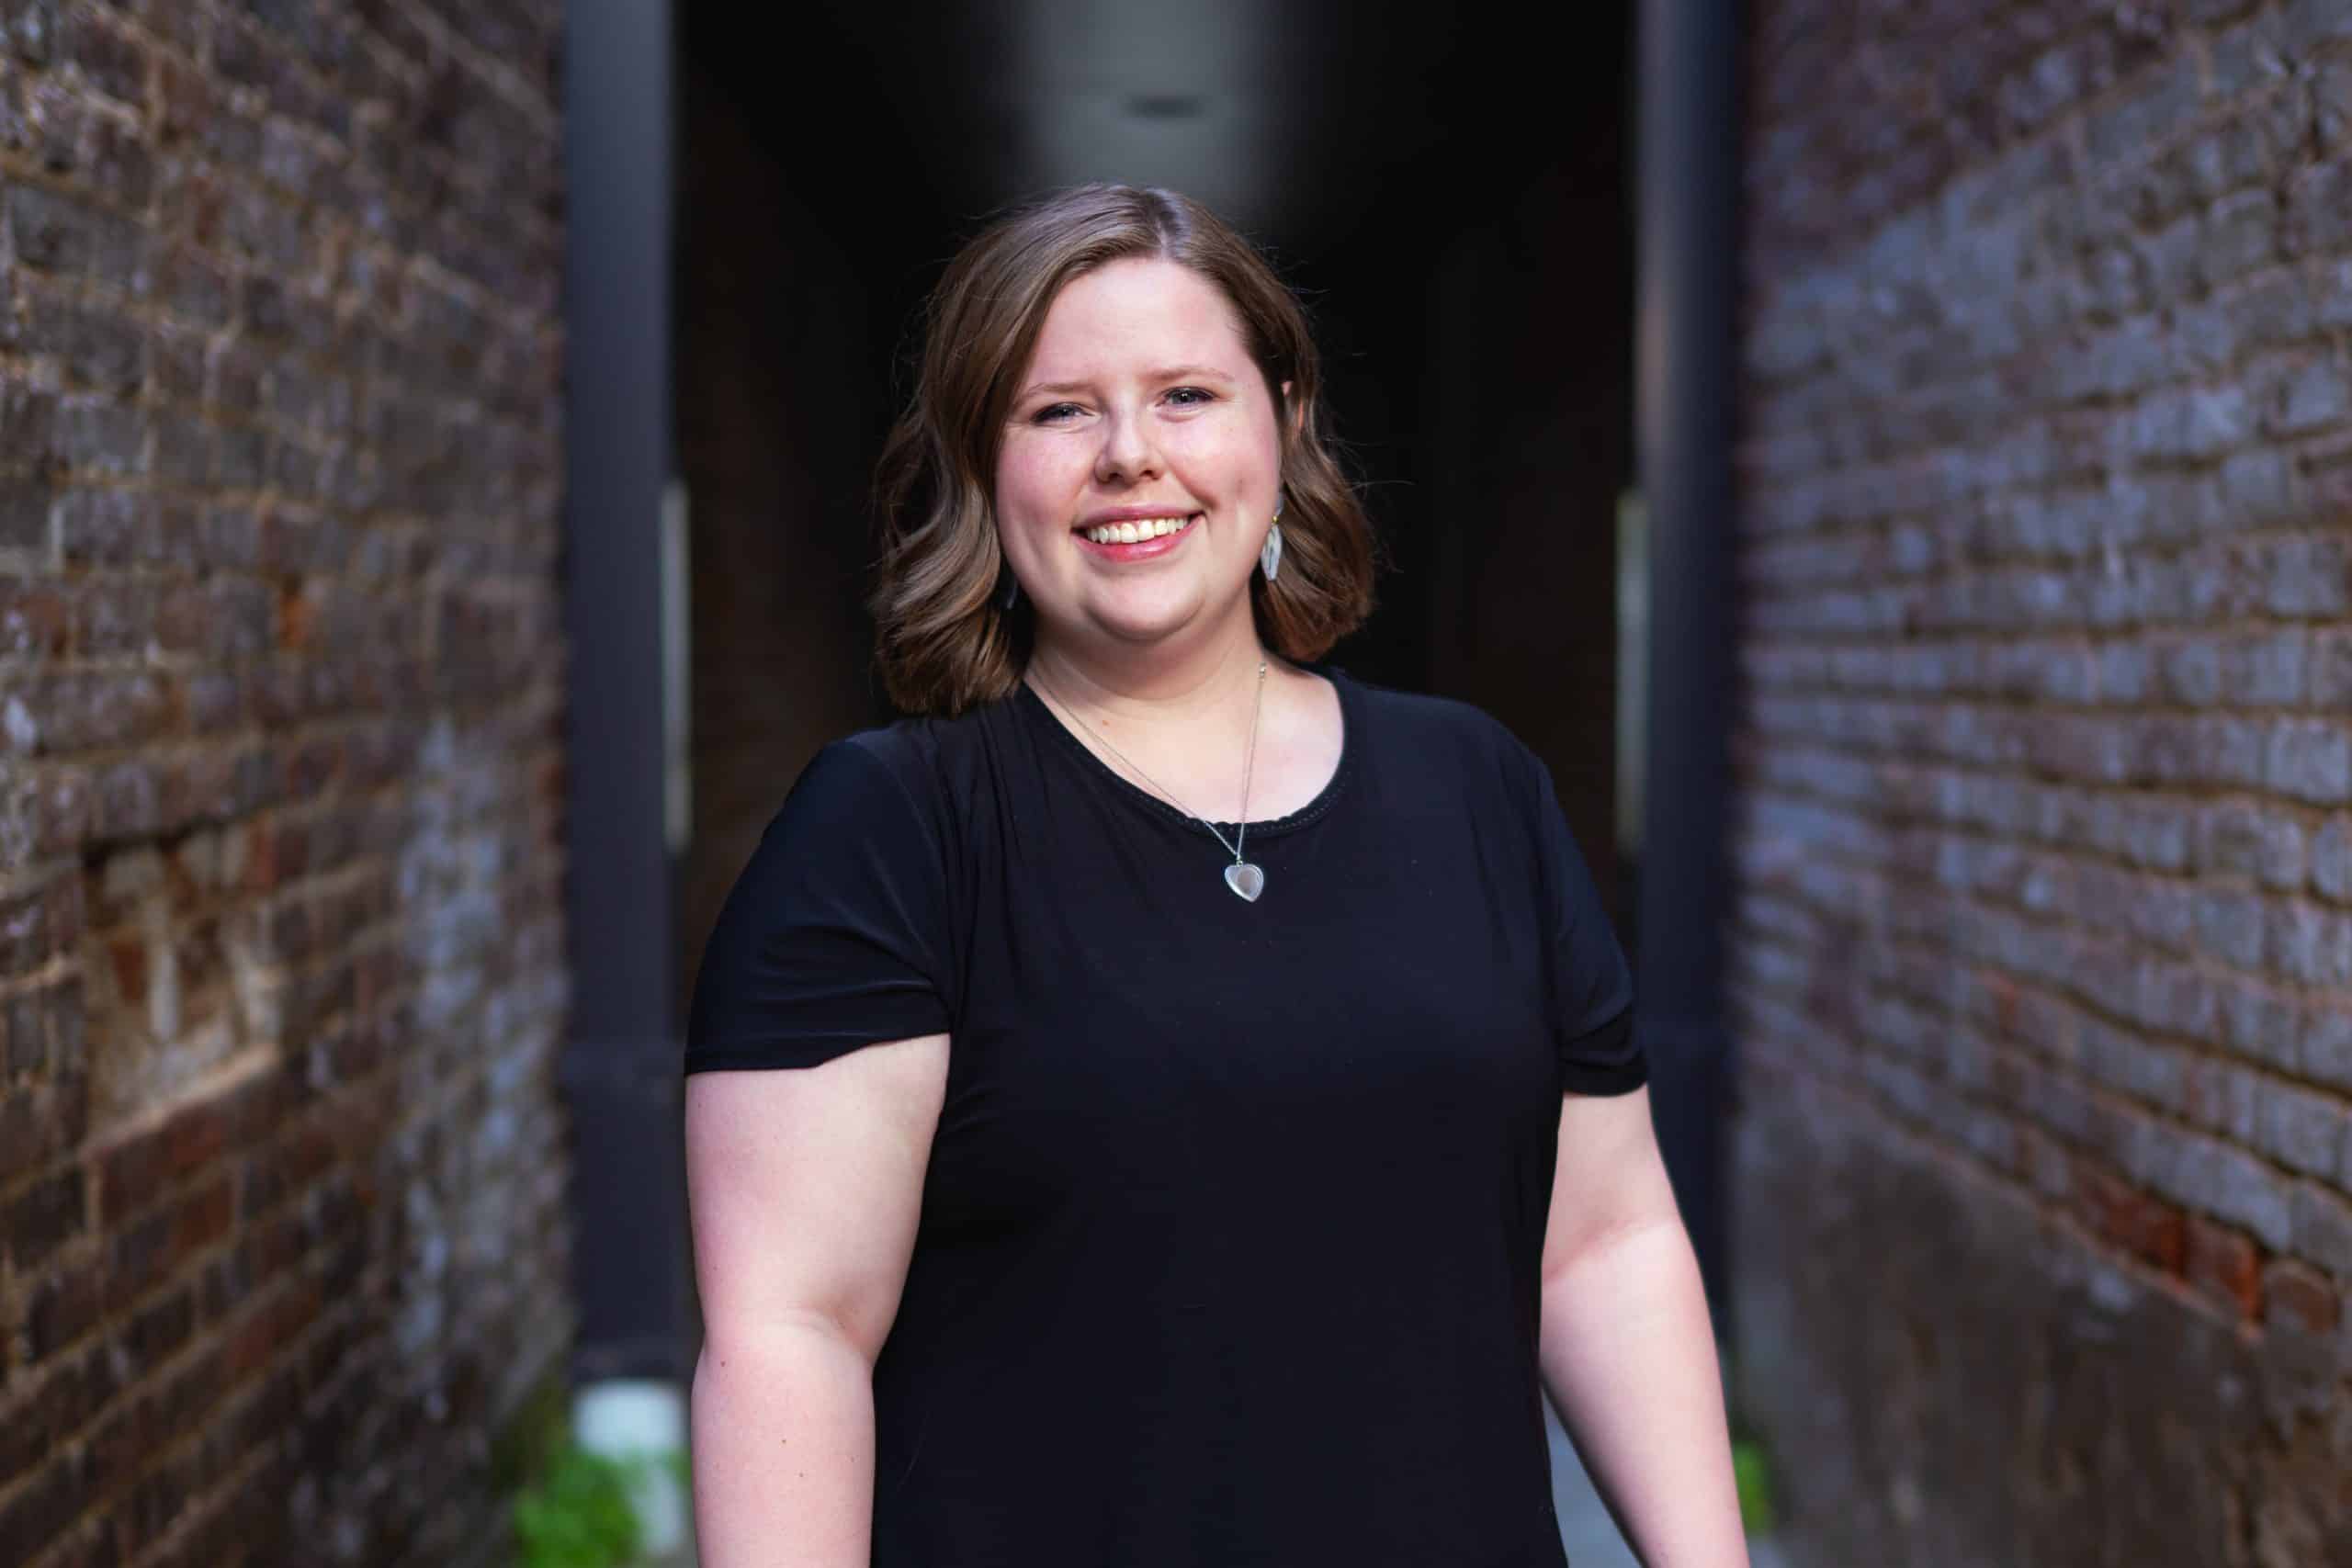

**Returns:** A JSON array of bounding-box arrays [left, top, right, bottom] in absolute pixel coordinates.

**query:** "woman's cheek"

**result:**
[[996, 444, 1069, 520]]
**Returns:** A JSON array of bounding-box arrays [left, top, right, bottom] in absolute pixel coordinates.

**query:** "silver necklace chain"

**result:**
[[1026, 659, 1269, 868]]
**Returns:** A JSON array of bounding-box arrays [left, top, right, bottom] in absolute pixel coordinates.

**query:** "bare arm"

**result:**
[[1536, 1085, 1748, 1568], [684, 1031, 949, 1567]]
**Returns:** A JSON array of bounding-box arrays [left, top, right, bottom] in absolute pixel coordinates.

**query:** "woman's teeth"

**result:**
[[1080, 514, 1196, 545]]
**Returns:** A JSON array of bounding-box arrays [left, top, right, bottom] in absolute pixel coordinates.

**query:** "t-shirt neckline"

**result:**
[[1014, 657, 1357, 840]]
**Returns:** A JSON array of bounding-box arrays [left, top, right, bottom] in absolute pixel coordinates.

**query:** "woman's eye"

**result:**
[[1032, 389, 1211, 424]]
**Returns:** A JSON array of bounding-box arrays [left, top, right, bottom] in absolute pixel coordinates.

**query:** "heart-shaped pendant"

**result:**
[[1225, 862, 1265, 902]]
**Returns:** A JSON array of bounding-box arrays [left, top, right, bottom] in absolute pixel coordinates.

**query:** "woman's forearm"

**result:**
[[1536, 1218, 1749, 1568], [690, 1323, 876, 1567]]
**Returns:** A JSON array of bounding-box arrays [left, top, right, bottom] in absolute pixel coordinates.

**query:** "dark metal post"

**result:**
[[1634, 0, 1740, 1323], [559, 0, 694, 1382]]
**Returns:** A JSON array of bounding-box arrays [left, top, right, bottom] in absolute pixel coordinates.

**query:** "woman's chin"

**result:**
[[1069, 584, 1225, 643]]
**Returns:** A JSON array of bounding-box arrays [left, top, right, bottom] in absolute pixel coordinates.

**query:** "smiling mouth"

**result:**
[[1074, 513, 1202, 545]]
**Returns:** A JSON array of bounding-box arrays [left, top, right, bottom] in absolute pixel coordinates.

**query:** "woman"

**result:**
[[683, 183, 1748, 1567]]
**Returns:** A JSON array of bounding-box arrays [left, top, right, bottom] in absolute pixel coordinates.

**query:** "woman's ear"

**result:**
[[1281, 379, 1304, 441]]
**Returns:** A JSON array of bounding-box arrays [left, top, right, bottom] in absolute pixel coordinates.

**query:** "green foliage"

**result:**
[[513, 1437, 644, 1568], [492, 1369, 575, 1496], [1732, 1438, 1779, 1536], [1718, 1344, 1782, 1539]]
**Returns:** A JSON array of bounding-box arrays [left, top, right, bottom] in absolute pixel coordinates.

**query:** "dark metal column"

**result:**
[[1634, 0, 1740, 1322], [558, 0, 693, 1382]]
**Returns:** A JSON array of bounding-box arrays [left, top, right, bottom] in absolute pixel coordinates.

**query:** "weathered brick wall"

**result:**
[[0, 4, 569, 1565], [1733, 4, 2352, 1563]]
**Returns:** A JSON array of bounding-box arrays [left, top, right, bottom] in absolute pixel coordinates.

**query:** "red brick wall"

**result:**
[[0, 4, 569, 1565], [1733, 4, 2352, 1562]]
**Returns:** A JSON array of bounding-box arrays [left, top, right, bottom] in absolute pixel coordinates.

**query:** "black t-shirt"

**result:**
[[685, 658, 1643, 1568]]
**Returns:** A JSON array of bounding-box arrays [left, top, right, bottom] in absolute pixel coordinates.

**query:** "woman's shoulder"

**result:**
[[831, 689, 1007, 791], [1336, 667, 1533, 780], [799, 692, 1013, 842], [797, 716, 954, 831]]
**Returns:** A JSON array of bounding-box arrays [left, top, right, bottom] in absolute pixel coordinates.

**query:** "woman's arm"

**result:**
[[684, 1030, 949, 1566], [1536, 1086, 1749, 1568]]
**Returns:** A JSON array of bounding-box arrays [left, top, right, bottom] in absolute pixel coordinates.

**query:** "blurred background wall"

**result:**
[[0, 3, 572, 1564], [1730, 4, 2352, 1562]]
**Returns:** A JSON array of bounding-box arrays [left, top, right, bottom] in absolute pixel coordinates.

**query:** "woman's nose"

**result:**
[[1094, 408, 1162, 483]]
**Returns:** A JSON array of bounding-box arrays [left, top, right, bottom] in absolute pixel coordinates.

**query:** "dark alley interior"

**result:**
[[673, 0, 1643, 1015]]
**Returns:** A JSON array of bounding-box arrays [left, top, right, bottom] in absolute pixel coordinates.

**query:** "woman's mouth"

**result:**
[[1071, 513, 1202, 558]]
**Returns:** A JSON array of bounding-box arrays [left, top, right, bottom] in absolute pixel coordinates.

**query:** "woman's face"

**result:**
[[996, 255, 1291, 655]]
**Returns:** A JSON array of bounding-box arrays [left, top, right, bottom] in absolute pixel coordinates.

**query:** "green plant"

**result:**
[[513, 1436, 644, 1568], [1732, 1437, 1779, 1536], [1718, 1345, 1782, 1538]]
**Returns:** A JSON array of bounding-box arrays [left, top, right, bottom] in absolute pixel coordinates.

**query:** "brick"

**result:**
[[2318, 630, 2352, 710], [2215, 449, 2293, 527], [2198, 798, 2307, 888], [2260, 1258, 2341, 1334], [0, 1450, 87, 1565], [2225, 628, 2306, 705], [59, 6, 145, 110], [2269, 358, 2351, 437], [2316, 816, 2351, 904], [2284, 0, 2352, 53], [2132, 1118, 2294, 1248], [0, 475, 52, 553], [25, 1251, 102, 1359], [3, 1165, 86, 1272], [2264, 719, 2352, 805], [0, 1074, 87, 1187], [2264, 536, 2351, 619], [2220, 973, 2295, 1072], [221, 1277, 323, 1384], [2255, 1077, 2350, 1177], [2290, 1179, 2352, 1274], [2182, 1055, 2260, 1144], [2305, 1004, 2352, 1090], [2183, 1215, 2260, 1320], [12, 669, 178, 756], [0, 1345, 119, 1477], [4, 184, 145, 288], [94, 1094, 231, 1223], [106, 1172, 230, 1305], [2077, 1159, 2187, 1270], [82, 1332, 224, 1499], [2286, 159, 2352, 257], [2264, 900, 2352, 987], [2083, 1022, 2188, 1110], [2192, 886, 2267, 969], [2196, 189, 2277, 293], [0, 575, 72, 660]]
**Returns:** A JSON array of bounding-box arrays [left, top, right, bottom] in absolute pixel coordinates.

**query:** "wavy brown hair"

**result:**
[[866, 183, 1383, 717]]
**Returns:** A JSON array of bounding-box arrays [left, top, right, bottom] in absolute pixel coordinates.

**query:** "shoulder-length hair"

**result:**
[[866, 183, 1382, 717]]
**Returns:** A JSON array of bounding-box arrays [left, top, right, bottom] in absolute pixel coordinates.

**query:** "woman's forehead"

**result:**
[[1026, 259, 1251, 371], [1035, 263, 1241, 345]]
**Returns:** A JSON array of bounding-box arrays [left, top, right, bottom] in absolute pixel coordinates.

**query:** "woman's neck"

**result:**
[[1022, 633, 1283, 724], [1022, 633, 1340, 825]]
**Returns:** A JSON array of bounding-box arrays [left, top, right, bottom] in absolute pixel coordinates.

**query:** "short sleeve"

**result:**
[[684, 738, 955, 1074], [1516, 742, 1645, 1097]]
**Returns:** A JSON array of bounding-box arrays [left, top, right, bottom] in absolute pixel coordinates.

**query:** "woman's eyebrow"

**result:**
[[1020, 366, 1238, 398]]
